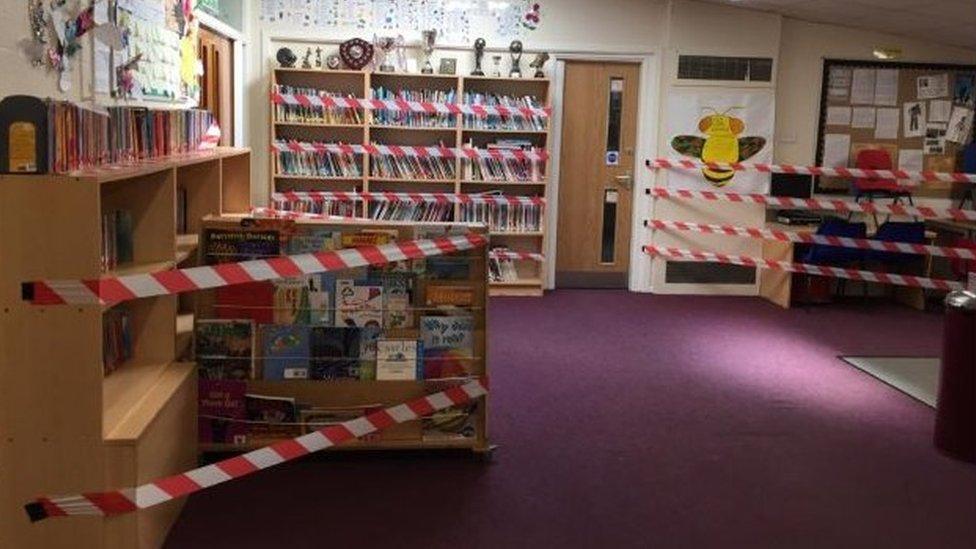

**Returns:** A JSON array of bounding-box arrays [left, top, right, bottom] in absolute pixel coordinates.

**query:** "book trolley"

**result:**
[[0, 148, 251, 549], [270, 67, 550, 296], [193, 215, 490, 455]]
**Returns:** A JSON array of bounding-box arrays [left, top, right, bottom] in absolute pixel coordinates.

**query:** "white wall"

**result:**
[[776, 18, 976, 166]]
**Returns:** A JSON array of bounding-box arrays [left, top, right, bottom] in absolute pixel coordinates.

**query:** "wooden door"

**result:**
[[556, 61, 640, 287], [198, 27, 233, 145]]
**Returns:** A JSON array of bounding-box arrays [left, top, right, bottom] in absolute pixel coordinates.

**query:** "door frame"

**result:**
[[548, 52, 661, 292]]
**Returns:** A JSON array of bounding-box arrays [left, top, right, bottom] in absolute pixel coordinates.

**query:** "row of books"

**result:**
[[100, 209, 134, 272], [273, 84, 363, 124], [199, 378, 478, 445], [462, 92, 548, 131], [370, 87, 457, 127], [269, 196, 360, 217], [464, 156, 543, 182], [460, 201, 544, 232], [368, 201, 454, 222], [275, 147, 363, 178], [489, 249, 521, 282], [369, 152, 456, 180], [103, 307, 133, 376]]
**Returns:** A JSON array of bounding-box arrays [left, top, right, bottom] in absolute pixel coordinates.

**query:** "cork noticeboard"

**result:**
[[815, 59, 976, 196]]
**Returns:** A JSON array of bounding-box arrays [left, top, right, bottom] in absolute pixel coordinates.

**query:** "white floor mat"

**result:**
[[842, 356, 940, 408]]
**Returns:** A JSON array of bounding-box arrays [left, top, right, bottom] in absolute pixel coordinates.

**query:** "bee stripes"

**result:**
[[647, 158, 976, 185], [649, 187, 976, 222], [649, 220, 976, 259], [25, 234, 488, 306], [25, 378, 488, 521], [644, 246, 964, 292]]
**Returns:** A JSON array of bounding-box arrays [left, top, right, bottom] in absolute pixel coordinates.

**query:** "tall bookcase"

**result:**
[[0, 148, 251, 549], [271, 68, 550, 297]]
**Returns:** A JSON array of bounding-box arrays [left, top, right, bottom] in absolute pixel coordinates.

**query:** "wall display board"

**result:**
[[258, 0, 536, 45], [815, 59, 976, 195]]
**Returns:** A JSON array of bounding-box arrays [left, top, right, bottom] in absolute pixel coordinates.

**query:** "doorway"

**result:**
[[556, 61, 640, 288], [198, 25, 234, 145]]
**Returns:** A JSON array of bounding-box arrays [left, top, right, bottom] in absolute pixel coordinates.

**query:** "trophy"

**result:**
[[529, 52, 549, 78], [508, 40, 523, 78], [394, 34, 408, 72], [301, 47, 313, 69], [491, 55, 502, 78], [373, 35, 397, 72], [471, 38, 486, 76], [421, 30, 437, 74]]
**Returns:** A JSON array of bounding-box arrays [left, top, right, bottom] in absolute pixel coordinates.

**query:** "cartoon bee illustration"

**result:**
[[671, 108, 766, 187]]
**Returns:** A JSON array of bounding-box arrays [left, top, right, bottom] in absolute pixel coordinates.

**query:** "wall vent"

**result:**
[[677, 55, 774, 82]]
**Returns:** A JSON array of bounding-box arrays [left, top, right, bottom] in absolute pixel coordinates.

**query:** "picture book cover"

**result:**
[[335, 279, 384, 328], [205, 229, 281, 264], [376, 339, 423, 381], [245, 393, 300, 443], [215, 281, 275, 324], [287, 228, 340, 254], [195, 319, 255, 380], [369, 271, 414, 328], [420, 315, 474, 379], [198, 379, 247, 444], [358, 325, 383, 381], [341, 229, 397, 248], [309, 326, 362, 380], [272, 278, 309, 325], [422, 402, 479, 441], [261, 324, 311, 380], [425, 285, 475, 307]]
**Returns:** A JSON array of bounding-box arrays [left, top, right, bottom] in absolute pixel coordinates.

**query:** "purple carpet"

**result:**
[[164, 292, 976, 548]]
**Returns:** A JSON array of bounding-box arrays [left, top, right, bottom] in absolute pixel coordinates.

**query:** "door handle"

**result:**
[[614, 173, 633, 190]]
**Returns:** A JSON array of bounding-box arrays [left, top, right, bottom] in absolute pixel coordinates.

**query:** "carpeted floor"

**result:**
[[164, 291, 976, 549]]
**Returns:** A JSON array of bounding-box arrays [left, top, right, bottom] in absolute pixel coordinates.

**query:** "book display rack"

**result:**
[[271, 68, 550, 297], [193, 215, 490, 454], [0, 147, 251, 549]]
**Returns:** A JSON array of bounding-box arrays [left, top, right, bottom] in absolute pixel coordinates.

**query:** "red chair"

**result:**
[[851, 149, 915, 226]]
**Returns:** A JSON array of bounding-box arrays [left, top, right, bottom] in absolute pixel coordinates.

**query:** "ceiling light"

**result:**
[[873, 48, 902, 60]]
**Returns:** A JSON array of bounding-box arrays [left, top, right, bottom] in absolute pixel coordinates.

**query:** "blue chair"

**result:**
[[800, 218, 868, 300], [864, 221, 926, 268], [959, 143, 976, 209]]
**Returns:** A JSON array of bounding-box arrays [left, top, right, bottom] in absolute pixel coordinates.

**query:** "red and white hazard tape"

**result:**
[[650, 188, 976, 222], [273, 190, 546, 206], [25, 234, 487, 306], [649, 220, 976, 260], [272, 140, 549, 162], [249, 207, 357, 221], [644, 245, 964, 291], [271, 91, 551, 118], [488, 250, 546, 262], [25, 378, 487, 521], [196, 123, 221, 151], [647, 157, 976, 185]]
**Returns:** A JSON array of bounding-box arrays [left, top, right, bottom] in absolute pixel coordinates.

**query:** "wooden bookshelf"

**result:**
[[0, 147, 251, 549], [195, 215, 490, 455], [270, 68, 550, 297]]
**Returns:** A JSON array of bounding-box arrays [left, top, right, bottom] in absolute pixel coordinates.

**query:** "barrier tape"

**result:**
[[250, 207, 357, 221], [646, 158, 976, 185], [644, 245, 964, 291], [271, 91, 551, 118], [649, 188, 976, 222], [25, 378, 488, 521], [24, 234, 487, 306], [648, 220, 976, 260], [273, 190, 546, 206], [197, 123, 221, 151], [271, 141, 549, 162], [489, 250, 546, 262]]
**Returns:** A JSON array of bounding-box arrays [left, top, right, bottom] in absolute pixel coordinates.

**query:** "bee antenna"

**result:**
[[700, 107, 719, 115], [722, 106, 744, 115]]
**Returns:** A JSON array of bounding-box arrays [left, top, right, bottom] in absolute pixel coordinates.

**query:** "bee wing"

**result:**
[[738, 137, 767, 161], [671, 136, 706, 158]]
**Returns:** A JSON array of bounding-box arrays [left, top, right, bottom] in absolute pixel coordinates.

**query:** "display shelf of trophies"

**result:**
[[270, 62, 550, 297], [193, 215, 490, 455]]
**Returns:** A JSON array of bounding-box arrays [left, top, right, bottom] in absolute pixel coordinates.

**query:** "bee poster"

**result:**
[[666, 89, 774, 194]]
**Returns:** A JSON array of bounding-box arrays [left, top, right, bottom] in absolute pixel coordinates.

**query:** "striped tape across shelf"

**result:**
[[648, 220, 976, 260], [25, 234, 487, 306], [25, 378, 488, 521], [649, 188, 976, 222], [272, 190, 546, 206], [644, 245, 964, 292], [271, 91, 551, 118], [271, 140, 549, 162], [488, 250, 546, 262], [646, 158, 976, 185]]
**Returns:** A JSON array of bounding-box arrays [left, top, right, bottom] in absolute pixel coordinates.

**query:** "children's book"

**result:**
[[205, 229, 281, 263], [309, 326, 362, 380], [287, 228, 340, 254], [272, 278, 309, 325], [198, 379, 248, 444], [261, 324, 311, 380], [335, 279, 384, 328], [375, 339, 423, 381], [195, 319, 255, 380], [419, 315, 474, 379], [246, 393, 300, 443], [215, 281, 275, 324]]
